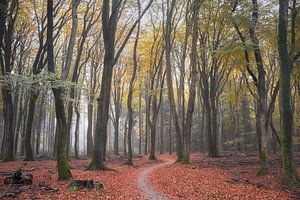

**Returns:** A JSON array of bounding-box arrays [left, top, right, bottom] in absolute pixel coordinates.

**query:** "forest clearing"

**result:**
[[0, 0, 300, 199]]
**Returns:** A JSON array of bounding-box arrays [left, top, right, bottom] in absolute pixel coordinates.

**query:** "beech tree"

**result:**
[[47, 0, 72, 180], [88, 0, 153, 170], [278, 0, 299, 184]]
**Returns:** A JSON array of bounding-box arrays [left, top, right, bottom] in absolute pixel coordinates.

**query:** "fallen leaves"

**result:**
[[0, 156, 154, 199], [149, 154, 300, 200], [0, 154, 299, 199]]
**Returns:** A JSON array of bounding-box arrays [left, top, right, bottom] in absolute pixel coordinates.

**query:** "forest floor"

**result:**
[[150, 153, 300, 200], [0, 153, 299, 199]]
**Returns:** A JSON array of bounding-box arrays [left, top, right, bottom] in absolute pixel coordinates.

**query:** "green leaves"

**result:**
[[0, 71, 88, 95]]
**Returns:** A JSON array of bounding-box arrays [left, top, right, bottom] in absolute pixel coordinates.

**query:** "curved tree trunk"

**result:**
[[126, 1, 140, 164], [165, 0, 183, 162], [52, 88, 72, 180], [47, 0, 71, 180], [249, 0, 268, 176]]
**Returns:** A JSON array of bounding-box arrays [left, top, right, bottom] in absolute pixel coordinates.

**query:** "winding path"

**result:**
[[137, 159, 174, 200]]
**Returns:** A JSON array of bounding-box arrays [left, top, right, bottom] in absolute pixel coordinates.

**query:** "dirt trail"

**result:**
[[137, 159, 173, 200]]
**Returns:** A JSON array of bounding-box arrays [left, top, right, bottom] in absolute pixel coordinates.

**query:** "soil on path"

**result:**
[[137, 159, 174, 200]]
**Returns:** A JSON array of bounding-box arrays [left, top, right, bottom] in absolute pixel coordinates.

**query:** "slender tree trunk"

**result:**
[[66, 93, 74, 157], [20, 100, 29, 157], [218, 103, 223, 153], [114, 112, 120, 155], [74, 103, 80, 159], [47, 0, 71, 180], [24, 93, 39, 161], [36, 95, 46, 155], [65, 0, 80, 158], [138, 88, 143, 154], [165, 0, 183, 162], [124, 118, 128, 158], [182, 0, 200, 163], [149, 96, 157, 160], [145, 93, 149, 155], [89, 49, 114, 169], [87, 97, 94, 157], [278, 0, 299, 184], [160, 98, 164, 155], [126, 2, 140, 164], [169, 114, 172, 155], [88, 0, 118, 170], [14, 94, 24, 156]]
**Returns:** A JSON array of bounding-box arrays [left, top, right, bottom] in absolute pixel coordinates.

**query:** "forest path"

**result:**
[[137, 158, 174, 200]]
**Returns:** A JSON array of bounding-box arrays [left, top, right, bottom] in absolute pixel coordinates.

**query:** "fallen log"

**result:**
[[68, 180, 104, 190], [4, 170, 33, 185], [0, 187, 23, 198], [68, 180, 95, 189]]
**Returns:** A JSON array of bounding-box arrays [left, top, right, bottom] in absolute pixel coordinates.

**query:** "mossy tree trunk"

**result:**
[[47, 0, 71, 180], [52, 88, 72, 180], [249, 0, 268, 176], [278, 0, 299, 185]]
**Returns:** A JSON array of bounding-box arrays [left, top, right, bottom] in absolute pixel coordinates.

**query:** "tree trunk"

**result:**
[[159, 98, 164, 155], [74, 103, 80, 159], [124, 118, 128, 158], [144, 93, 150, 155], [47, 0, 71, 180], [52, 88, 72, 179], [66, 93, 74, 157], [87, 97, 94, 157], [24, 92, 39, 161], [1, 89, 14, 161], [126, 2, 140, 164], [278, 0, 299, 184], [165, 0, 183, 162], [36, 95, 46, 155], [138, 88, 143, 154], [182, 0, 200, 163], [0, 0, 17, 162], [14, 94, 24, 156], [88, 0, 118, 170], [249, 0, 268, 175], [149, 96, 157, 160], [88, 0, 152, 169], [169, 114, 172, 155]]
